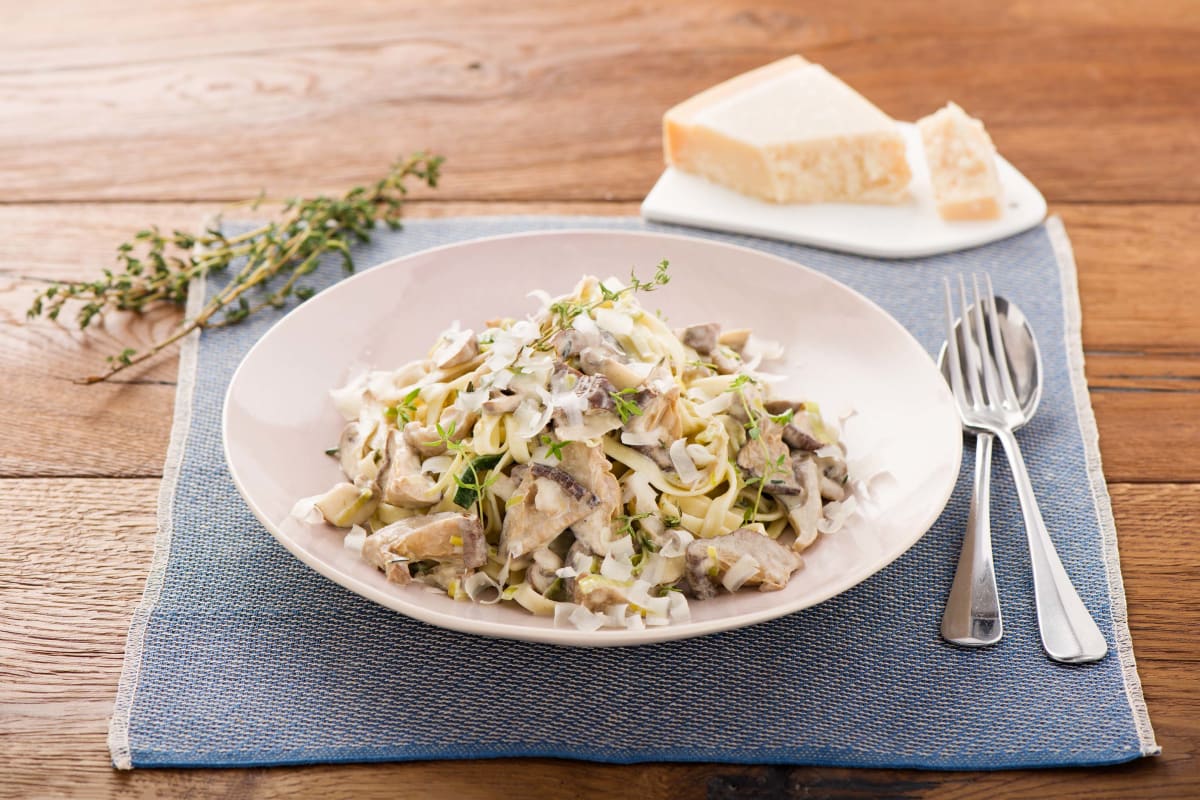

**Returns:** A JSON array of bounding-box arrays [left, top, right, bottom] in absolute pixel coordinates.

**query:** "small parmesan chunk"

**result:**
[[917, 102, 1003, 221]]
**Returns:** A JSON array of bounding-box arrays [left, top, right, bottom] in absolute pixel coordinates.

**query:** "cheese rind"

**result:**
[[663, 56, 912, 204], [917, 102, 1003, 221]]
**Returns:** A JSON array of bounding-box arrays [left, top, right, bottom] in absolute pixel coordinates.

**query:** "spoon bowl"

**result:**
[[938, 296, 1043, 425]]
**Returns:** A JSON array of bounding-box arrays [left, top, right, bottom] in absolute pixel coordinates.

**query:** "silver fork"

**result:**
[[943, 275, 1108, 664]]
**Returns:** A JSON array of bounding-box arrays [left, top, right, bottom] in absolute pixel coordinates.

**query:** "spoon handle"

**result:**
[[942, 432, 1003, 646], [993, 427, 1108, 663]]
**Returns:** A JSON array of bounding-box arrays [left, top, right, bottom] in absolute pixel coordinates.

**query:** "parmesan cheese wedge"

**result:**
[[917, 102, 1004, 221], [663, 55, 912, 204]]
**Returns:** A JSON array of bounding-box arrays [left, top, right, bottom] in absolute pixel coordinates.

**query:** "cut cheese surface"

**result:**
[[663, 56, 912, 204], [917, 102, 1003, 221]]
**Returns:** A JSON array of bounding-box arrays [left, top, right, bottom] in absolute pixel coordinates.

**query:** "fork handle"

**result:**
[[994, 427, 1108, 663], [941, 432, 1003, 646]]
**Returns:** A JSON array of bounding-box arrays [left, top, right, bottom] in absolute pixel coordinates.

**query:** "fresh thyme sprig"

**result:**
[[533, 259, 670, 349], [27, 152, 444, 384], [742, 452, 789, 524], [539, 435, 573, 461], [610, 388, 643, 424], [385, 387, 422, 425]]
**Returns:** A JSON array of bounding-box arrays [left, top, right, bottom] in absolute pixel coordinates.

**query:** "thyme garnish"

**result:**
[[539, 435, 573, 461], [452, 453, 503, 517], [610, 388, 643, 424], [27, 153, 443, 384], [533, 259, 670, 349], [385, 387, 422, 425]]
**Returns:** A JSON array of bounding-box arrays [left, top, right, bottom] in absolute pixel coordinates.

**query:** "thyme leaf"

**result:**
[[28, 152, 444, 384]]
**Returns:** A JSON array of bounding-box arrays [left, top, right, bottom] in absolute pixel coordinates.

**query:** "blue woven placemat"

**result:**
[[108, 216, 1158, 770]]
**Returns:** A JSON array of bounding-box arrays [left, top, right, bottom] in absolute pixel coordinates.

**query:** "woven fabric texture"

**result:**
[[109, 216, 1157, 769]]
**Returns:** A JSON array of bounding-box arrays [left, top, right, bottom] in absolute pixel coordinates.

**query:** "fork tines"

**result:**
[[942, 273, 1020, 417]]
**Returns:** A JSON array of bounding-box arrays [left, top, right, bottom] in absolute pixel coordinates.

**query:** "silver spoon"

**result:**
[[937, 296, 1042, 647]]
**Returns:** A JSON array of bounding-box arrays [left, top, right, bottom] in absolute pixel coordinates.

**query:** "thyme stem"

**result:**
[[27, 152, 444, 384]]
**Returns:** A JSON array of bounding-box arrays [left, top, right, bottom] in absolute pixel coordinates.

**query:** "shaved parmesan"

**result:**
[[464, 571, 503, 604], [594, 307, 634, 336], [342, 525, 367, 555], [669, 438, 702, 485], [621, 430, 660, 447], [568, 604, 607, 632], [722, 553, 761, 592]]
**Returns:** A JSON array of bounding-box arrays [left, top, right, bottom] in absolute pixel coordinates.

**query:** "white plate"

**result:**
[[641, 122, 1047, 259], [224, 230, 962, 646]]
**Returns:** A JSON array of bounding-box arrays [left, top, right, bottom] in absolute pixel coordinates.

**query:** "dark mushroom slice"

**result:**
[[380, 430, 441, 508], [684, 528, 804, 599], [362, 511, 487, 585], [678, 323, 720, 355], [711, 345, 743, 375], [763, 400, 824, 452], [736, 417, 801, 495], [499, 464, 598, 560]]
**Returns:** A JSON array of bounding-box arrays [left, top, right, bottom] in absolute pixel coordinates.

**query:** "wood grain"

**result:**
[[3, 202, 1198, 481], [0, 479, 1196, 798], [0, 1, 1197, 203], [2, 0, 1198, 795]]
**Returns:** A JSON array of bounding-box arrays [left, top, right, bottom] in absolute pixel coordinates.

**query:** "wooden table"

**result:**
[[2, 2, 1197, 797]]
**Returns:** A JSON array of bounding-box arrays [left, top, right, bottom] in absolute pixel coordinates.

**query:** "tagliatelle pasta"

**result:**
[[294, 263, 855, 629]]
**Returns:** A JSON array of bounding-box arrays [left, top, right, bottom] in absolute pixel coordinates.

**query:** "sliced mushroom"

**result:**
[[678, 323, 720, 355], [591, 351, 647, 391], [433, 328, 479, 369], [736, 417, 801, 494], [783, 418, 823, 452], [684, 528, 803, 599], [528, 547, 564, 594], [362, 511, 486, 584], [380, 430, 441, 508], [337, 420, 377, 484], [481, 392, 522, 415], [558, 441, 622, 555], [311, 482, 378, 528], [711, 345, 743, 375], [762, 400, 824, 452], [623, 385, 684, 469], [573, 573, 630, 611], [779, 454, 822, 550], [403, 404, 477, 459], [718, 328, 752, 352], [551, 365, 622, 441], [499, 464, 598, 560]]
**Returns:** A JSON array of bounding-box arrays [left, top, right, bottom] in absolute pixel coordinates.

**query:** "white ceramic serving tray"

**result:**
[[641, 122, 1047, 259]]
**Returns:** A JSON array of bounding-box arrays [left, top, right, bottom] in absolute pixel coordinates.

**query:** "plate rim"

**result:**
[[222, 228, 963, 647]]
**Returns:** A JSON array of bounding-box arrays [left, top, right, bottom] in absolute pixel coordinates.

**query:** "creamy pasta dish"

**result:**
[[295, 263, 856, 630]]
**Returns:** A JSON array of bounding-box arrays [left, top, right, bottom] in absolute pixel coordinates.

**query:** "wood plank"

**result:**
[[8, 0, 1198, 74], [1061, 204, 1200, 353], [0, 2, 1197, 203], [3, 202, 1200, 480], [0, 479, 1195, 797]]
